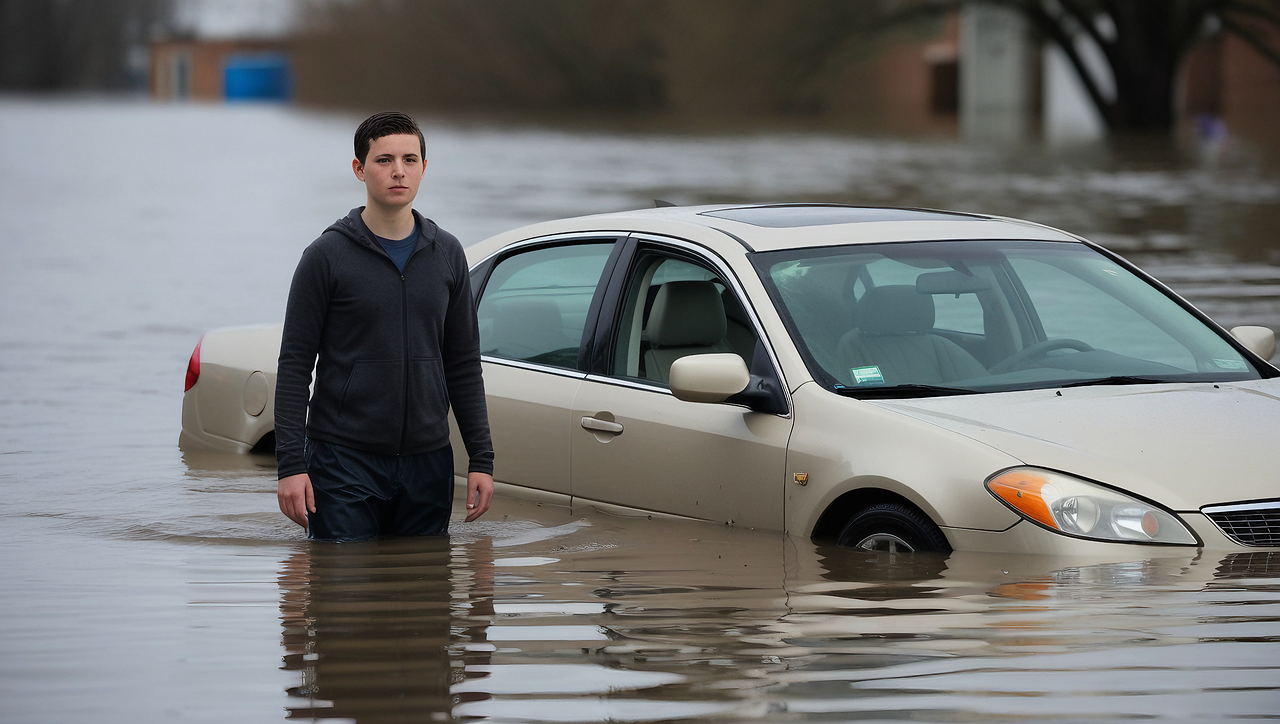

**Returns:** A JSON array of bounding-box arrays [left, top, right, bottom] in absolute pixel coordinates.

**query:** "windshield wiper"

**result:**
[[834, 383, 976, 398], [1059, 375, 1170, 389]]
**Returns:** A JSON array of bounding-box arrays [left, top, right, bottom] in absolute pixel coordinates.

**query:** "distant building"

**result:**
[[150, 0, 300, 102], [1182, 27, 1280, 155], [824, 13, 962, 137], [151, 38, 292, 101]]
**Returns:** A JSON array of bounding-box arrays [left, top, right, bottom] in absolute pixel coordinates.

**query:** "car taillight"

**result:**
[[185, 337, 202, 392]]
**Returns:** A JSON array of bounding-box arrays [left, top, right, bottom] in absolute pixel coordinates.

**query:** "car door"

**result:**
[[569, 237, 794, 529], [465, 238, 622, 497]]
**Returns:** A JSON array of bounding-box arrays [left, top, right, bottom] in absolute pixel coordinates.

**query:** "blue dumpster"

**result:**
[[224, 54, 291, 101]]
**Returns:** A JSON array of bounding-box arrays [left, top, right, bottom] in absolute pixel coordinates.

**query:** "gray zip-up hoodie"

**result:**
[[274, 208, 493, 479]]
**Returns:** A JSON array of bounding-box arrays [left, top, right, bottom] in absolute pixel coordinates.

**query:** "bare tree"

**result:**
[[291, 0, 1280, 133], [0, 0, 173, 90], [295, 0, 663, 112], [890, 0, 1280, 132], [292, 0, 900, 116]]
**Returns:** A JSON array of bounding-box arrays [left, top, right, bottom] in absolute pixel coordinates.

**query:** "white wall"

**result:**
[[1042, 34, 1111, 144]]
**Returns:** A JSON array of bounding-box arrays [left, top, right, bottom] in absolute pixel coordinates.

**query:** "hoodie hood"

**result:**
[[871, 379, 1280, 511], [327, 207, 439, 256]]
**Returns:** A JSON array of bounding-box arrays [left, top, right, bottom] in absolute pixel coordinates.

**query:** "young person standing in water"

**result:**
[[274, 111, 494, 540]]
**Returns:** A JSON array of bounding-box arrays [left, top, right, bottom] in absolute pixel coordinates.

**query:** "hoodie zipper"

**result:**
[[348, 214, 426, 455], [396, 239, 428, 455], [398, 270, 409, 454]]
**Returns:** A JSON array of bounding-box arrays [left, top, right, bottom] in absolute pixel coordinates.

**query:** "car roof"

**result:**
[[469, 203, 1085, 261]]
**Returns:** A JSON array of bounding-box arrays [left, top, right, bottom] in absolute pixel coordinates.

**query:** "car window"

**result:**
[[610, 251, 758, 385], [754, 240, 1260, 396], [1009, 256, 1196, 370], [476, 243, 613, 369]]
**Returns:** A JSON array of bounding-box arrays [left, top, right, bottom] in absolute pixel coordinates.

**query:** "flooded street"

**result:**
[[2, 98, 1280, 722]]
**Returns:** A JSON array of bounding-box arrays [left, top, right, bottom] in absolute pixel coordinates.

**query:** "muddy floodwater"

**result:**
[[2, 98, 1280, 723]]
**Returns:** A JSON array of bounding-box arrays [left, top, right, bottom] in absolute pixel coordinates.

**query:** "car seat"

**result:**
[[643, 281, 736, 384], [836, 285, 987, 386]]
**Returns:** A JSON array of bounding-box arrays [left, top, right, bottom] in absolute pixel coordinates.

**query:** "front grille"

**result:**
[[1202, 500, 1280, 547]]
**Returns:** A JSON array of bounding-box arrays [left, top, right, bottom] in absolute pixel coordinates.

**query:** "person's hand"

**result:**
[[278, 473, 315, 528], [464, 472, 494, 522]]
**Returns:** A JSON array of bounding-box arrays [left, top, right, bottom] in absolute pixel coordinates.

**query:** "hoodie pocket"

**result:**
[[406, 357, 450, 440], [337, 359, 402, 441]]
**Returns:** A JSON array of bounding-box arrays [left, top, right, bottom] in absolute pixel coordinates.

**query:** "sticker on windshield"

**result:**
[[1213, 358, 1248, 370], [850, 366, 885, 385]]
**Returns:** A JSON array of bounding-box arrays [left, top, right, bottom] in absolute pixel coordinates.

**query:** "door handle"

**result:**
[[580, 416, 624, 435]]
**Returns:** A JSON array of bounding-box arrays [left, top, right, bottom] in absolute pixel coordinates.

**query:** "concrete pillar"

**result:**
[[960, 4, 1037, 142]]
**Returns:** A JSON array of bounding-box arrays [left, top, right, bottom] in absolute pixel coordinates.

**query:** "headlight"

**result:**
[[985, 468, 1198, 545]]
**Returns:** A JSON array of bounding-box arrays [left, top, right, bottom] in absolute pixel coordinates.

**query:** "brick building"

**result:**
[[151, 38, 291, 102]]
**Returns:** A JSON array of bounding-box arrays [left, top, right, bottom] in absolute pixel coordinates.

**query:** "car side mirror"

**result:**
[[1230, 326, 1276, 361], [670, 353, 750, 403]]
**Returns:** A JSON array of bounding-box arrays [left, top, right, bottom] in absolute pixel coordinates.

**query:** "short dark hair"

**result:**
[[354, 111, 426, 165]]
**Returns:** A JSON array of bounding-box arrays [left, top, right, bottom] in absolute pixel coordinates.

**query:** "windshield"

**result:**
[[752, 240, 1264, 397]]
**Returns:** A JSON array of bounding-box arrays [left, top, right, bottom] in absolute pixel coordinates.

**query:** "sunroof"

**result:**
[[700, 205, 983, 228]]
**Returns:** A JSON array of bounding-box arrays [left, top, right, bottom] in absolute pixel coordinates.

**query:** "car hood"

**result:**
[[871, 379, 1280, 511]]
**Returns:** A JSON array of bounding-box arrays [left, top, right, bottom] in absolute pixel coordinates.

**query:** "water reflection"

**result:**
[[1213, 550, 1280, 580], [279, 536, 484, 721], [268, 501, 1280, 722], [773, 547, 1280, 721]]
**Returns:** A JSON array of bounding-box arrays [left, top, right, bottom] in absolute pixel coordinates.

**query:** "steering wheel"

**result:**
[[989, 338, 1095, 374]]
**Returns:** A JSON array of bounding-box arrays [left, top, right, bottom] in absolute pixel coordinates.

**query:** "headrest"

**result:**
[[646, 281, 727, 347], [857, 285, 934, 334]]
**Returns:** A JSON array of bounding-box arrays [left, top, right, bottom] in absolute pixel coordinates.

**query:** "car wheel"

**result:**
[[836, 503, 951, 553]]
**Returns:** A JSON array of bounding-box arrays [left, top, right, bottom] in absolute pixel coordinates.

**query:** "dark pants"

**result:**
[[304, 438, 454, 542]]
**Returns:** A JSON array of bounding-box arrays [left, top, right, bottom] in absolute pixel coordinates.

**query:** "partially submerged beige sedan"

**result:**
[[182, 204, 1280, 554]]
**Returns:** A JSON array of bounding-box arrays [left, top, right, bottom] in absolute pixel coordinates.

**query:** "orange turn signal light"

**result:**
[[986, 470, 1058, 530]]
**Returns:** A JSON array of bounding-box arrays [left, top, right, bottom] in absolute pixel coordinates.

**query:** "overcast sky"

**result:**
[[172, 0, 304, 39]]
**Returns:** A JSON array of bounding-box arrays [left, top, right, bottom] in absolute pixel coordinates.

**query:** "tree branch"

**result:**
[[1218, 0, 1280, 26], [1220, 12, 1280, 67], [1059, 0, 1118, 62], [1019, 1, 1117, 126]]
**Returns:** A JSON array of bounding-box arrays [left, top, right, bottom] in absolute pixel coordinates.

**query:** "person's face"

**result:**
[[353, 133, 425, 210]]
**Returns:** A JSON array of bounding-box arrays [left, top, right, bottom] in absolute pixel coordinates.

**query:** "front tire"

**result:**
[[836, 503, 951, 553]]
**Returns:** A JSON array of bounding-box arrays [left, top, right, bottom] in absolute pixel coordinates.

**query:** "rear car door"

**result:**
[[569, 236, 793, 528]]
